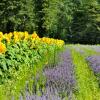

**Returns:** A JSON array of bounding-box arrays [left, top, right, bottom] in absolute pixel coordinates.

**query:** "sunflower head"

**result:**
[[0, 42, 6, 53]]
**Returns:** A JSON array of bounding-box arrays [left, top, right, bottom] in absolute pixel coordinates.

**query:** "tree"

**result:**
[[34, 0, 46, 37], [67, 0, 100, 44], [43, 0, 74, 41], [0, 0, 36, 33]]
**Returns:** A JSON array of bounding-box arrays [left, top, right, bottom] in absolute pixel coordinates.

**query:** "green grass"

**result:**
[[71, 47, 100, 100]]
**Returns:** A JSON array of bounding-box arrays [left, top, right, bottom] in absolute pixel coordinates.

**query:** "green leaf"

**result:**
[[0, 69, 3, 75]]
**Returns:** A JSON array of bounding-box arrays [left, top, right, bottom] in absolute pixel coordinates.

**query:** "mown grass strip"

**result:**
[[71, 48, 100, 100]]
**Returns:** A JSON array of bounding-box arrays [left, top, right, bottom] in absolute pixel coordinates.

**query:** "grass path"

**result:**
[[71, 48, 100, 100]]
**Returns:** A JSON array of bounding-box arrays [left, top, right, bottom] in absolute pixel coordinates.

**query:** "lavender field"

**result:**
[[21, 45, 100, 100]]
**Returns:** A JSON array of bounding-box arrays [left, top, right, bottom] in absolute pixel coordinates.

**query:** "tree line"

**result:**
[[0, 0, 100, 44]]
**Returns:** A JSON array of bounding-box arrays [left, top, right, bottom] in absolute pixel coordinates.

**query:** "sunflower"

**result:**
[[0, 42, 6, 53]]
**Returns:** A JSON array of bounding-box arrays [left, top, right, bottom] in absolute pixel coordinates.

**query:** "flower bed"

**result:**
[[0, 31, 64, 99]]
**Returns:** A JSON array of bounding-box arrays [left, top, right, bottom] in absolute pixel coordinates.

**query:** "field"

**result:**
[[0, 32, 100, 100], [0, 0, 99, 99], [30, 44, 100, 100]]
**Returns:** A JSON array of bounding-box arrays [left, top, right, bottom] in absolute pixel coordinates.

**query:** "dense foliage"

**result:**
[[0, 31, 64, 99], [0, 0, 100, 44], [68, 2, 100, 44], [0, 0, 35, 33]]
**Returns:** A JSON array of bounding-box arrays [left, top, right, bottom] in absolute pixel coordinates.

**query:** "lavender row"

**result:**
[[91, 46, 100, 53], [44, 49, 76, 100], [19, 49, 76, 100], [86, 55, 100, 87], [86, 56, 100, 73]]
